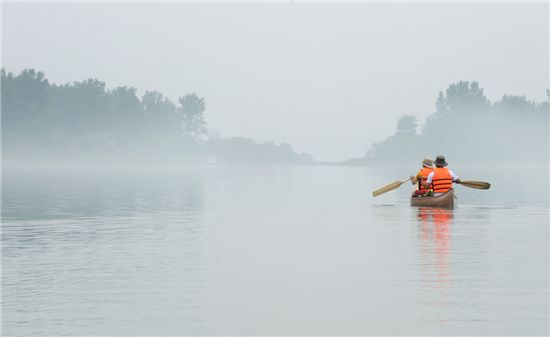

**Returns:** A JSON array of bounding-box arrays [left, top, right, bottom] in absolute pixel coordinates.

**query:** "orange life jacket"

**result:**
[[432, 167, 453, 193], [418, 167, 434, 190]]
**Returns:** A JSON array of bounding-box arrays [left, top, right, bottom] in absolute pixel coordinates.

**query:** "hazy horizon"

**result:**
[[3, 3, 549, 336], [3, 2, 548, 161]]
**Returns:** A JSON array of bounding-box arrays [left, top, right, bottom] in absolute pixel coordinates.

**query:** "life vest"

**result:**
[[418, 167, 434, 190], [432, 167, 453, 193]]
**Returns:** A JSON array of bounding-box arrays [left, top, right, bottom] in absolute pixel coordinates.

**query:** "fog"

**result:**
[[3, 2, 548, 164], [3, 3, 550, 336]]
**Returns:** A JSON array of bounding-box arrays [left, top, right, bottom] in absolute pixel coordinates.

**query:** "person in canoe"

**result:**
[[410, 157, 435, 197], [423, 155, 462, 195]]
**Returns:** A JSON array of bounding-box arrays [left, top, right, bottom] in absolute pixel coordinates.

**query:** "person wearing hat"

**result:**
[[423, 155, 462, 195], [411, 157, 435, 197]]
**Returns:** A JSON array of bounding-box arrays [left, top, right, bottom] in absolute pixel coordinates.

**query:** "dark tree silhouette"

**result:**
[[142, 91, 177, 134], [178, 93, 207, 139], [1, 68, 313, 165], [396, 114, 418, 136], [437, 81, 490, 114], [359, 81, 548, 166]]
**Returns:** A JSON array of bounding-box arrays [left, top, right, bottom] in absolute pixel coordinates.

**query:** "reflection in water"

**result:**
[[2, 167, 208, 336], [2, 166, 205, 221], [416, 208, 453, 297], [2, 167, 548, 336]]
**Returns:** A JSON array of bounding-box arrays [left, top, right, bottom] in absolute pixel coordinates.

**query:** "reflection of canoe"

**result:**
[[410, 189, 454, 209]]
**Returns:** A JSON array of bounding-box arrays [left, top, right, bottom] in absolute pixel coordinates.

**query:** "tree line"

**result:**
[[1, 69, 313, 165], [349, 81, 549, 166]]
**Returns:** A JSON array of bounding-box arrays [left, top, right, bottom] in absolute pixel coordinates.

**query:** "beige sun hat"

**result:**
[[422, 157, 435, 168]]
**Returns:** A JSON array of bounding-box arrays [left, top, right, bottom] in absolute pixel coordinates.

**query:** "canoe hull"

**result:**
[[410, 189, 454, 209]]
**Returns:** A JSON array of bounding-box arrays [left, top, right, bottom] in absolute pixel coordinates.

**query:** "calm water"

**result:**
[[2, 165, 548, 336]]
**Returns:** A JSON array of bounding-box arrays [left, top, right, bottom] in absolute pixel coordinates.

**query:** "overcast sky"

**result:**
[[3, 2, 548, 161]]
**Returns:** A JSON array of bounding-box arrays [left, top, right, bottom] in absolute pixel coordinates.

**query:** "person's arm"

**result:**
[[449, 170, 462, 183], [423, 172, 434, 188], [410, 170, 421, 184]]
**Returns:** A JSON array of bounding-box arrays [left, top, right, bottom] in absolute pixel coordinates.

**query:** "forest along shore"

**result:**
[[2, 70, 548, 167]]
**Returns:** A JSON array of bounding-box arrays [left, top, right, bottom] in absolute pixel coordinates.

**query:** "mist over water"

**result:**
[[3, 2, 548, 161], [2, 2, 549, 336], [2, 165, 548, 336]]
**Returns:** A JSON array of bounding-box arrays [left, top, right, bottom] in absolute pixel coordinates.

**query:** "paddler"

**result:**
[[423, 155, 462, 195], [410, 157, 435, 197]]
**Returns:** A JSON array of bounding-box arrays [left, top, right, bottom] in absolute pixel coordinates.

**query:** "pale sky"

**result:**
[[3, 2, 548, 161]]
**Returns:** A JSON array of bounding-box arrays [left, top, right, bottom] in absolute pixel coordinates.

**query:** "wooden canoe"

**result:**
[[410, 189, 454, 209]]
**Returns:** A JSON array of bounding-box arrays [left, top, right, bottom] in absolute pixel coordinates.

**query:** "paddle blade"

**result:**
[[372, 180, 405, 197], [458, 180, 491, 190]]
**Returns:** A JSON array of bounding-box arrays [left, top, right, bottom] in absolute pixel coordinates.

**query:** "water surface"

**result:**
[[2, 165, 548, 336]]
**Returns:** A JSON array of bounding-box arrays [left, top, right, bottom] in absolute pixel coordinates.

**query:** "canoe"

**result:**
[[410, 189, 454, 209]]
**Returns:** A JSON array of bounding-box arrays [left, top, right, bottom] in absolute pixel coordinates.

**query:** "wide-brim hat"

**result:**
[[422, 157, 434, 168], [434, 155, 448, 166]]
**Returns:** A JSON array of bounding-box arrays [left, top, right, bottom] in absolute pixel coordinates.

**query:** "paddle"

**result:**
[[456, 180, 491, 190], [372, 178, 412, 197]]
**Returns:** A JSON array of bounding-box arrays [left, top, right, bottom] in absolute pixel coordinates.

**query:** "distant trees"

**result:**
[[494, 95, 536, 112], [142, 91, 177, 134], [1, 68, 313, 165], [178, 93, 207, 139], [396, 115, 418, 136], [435, 81, 490, 114], [205, 137, 313, 165], [1, 69, 207, 139], [362, 81, 548, 166], [110, 86, 142, 131], [1, 69, 50, 133]]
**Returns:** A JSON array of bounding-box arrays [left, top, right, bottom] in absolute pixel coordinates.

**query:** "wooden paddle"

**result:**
[[372, 178, 412, 197], [456, 180, 491, 190]]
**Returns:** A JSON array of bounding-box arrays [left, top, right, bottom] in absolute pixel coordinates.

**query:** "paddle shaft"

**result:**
[[372, 177, 412, 197], [456, 180, 491, 190]]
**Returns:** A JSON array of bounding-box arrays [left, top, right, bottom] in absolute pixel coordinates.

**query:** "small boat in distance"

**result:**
[[410, 189, 454, 209]]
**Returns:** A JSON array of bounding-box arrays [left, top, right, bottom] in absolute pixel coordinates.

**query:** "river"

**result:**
[[2, 165, 548, 336]]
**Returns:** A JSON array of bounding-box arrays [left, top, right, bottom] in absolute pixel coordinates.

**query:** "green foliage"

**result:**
[[142, 91, 177, 134], [1, 68, 312, 165], [396, 114, 418, 136], [364, 81, 548, 166], [204, 137, 313, 165], [494, 95, 536, 112], [177, 93, 207, 139], [436, 81, 490, 114], [2, 69, 50, 133]]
